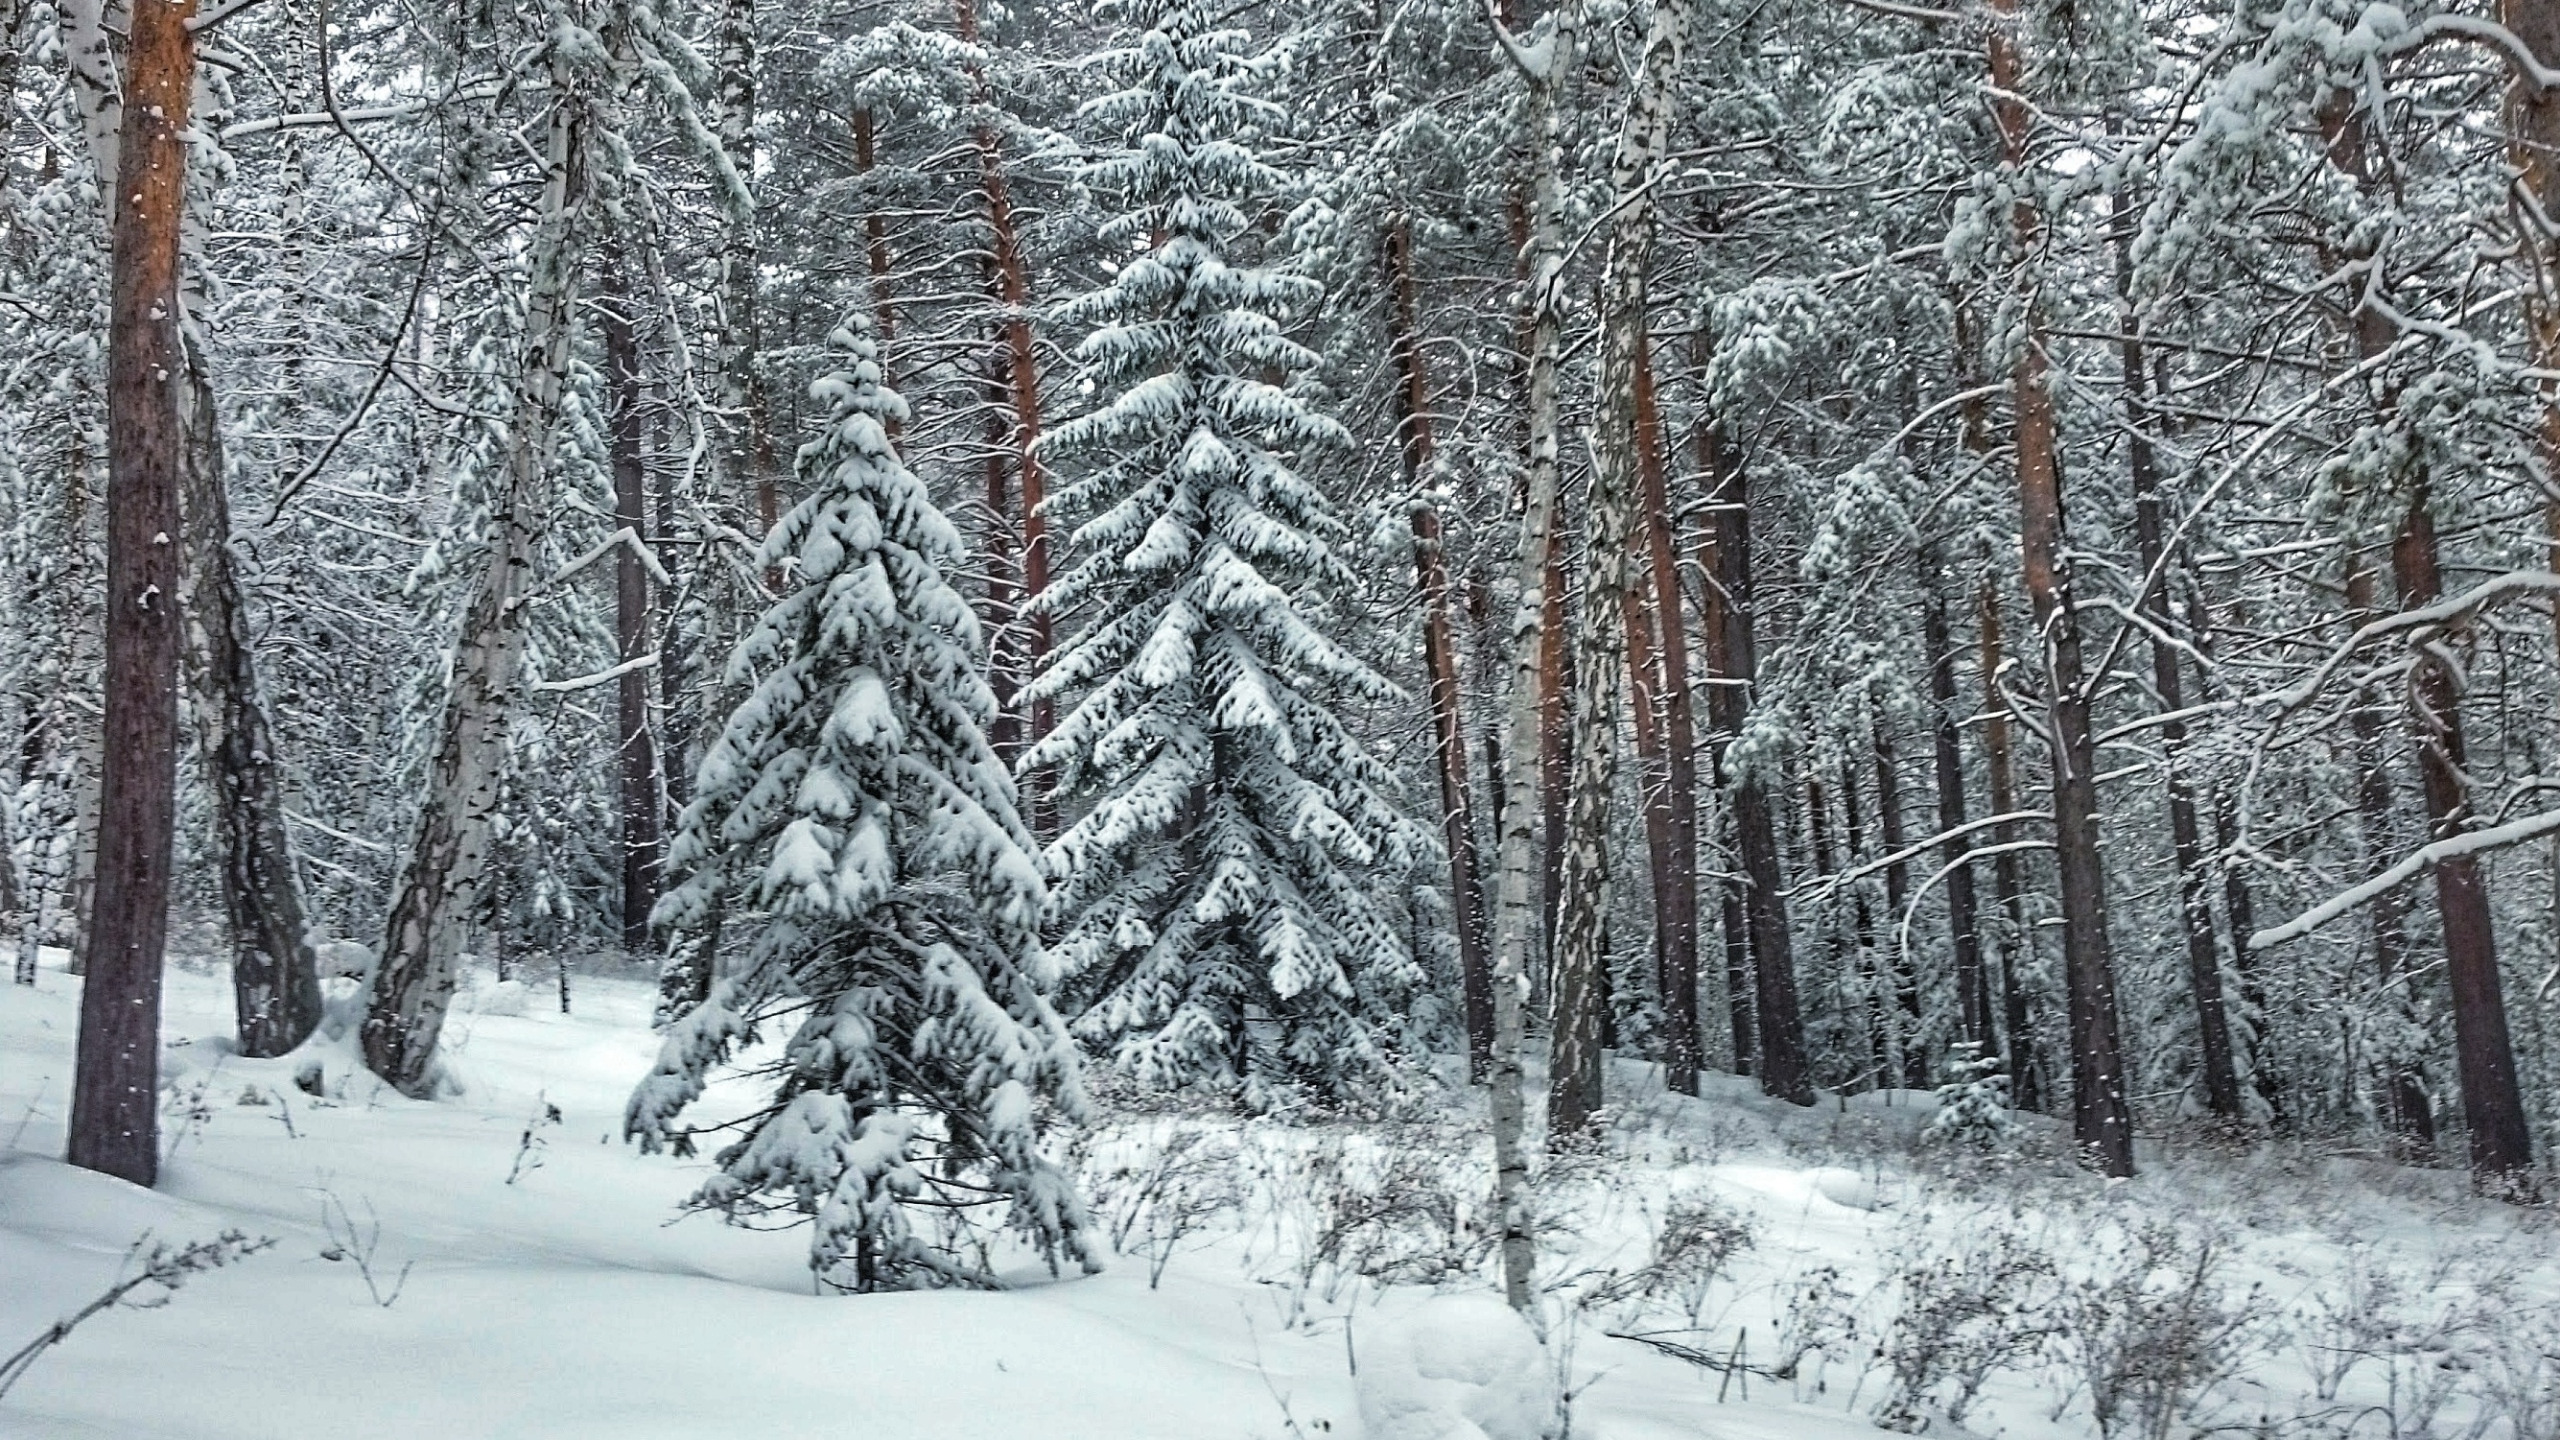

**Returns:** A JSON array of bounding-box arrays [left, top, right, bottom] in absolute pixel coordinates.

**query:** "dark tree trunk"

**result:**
[[1706, 440, 1811, 1104], [1631, 337, 1701, 1093], [2390, 490, 2535, 1187], [1992, 4, 2133, 1176], [1872, 723, 1924, 1089], [1384, 213, 1493, 1082], [179, 354, 322, 1058], [1919, 559, 1991, 1050], [70, 0, 195, 1187], [1977, 578, 2043, 1114], [2111, 193, 2242, 1121], [1696, 348, 1754, 1077], [2343, 555, 2434, 1151], [601, 252, 660, 956]]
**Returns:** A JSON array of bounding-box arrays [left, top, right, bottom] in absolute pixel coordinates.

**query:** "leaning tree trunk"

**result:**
[[600, 250, 661, 955], [1484, 0, 1584, 1311], [69, 0, 193, 1187], [362, 93, 584, 1097], [1989, 2, 2132, 1175], [179, 353, 323, 1057], [1385, 213, 1494, 1081], [1548, 0, 1684, 1140]]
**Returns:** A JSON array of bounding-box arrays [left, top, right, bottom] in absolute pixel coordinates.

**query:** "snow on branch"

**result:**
[[2252, 808, 2560, 950], [532, 652, 659, 695]]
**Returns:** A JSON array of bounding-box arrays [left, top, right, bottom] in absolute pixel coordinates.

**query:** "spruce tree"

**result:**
[[1026, 0, 1429, 1107], [627, 318, 1092, 1291]]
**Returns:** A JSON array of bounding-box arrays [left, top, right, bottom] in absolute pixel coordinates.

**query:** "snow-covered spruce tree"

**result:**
[[1026, 0, 1429, 1108], [626, 319, 1092, 1292]]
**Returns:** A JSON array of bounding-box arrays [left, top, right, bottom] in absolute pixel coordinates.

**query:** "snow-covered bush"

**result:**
[[1355, 1293, 1562, 1440], [1581, 1188, 1756, 1330], [1875, 1210, 2060, 1430], [1924, 1042, 2018, 1152], [2057, 1221, 2268, 1440]]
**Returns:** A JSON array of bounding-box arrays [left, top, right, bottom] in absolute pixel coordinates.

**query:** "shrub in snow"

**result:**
[[1023, 0, 1432, 1109], [1583, 1188, 1755, 1330], [2058, 1221, 2265, 1440], [1355, 1294, 1561, 1440], [625, 319, 1093, 1291], [1924, 1042, 2017, 1152], [1875, 1211, 2060, 1430]]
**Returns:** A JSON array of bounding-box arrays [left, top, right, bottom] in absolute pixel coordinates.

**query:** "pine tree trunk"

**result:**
[[2110, 195, 2241, 1121], [1710, 449, 1812, 1105], [69, 0, 194, 1187], [714, 0, 767, 551], [1696, 355, 1755, 1078], [178, 353, 322, 1058], [363, 94, 584, 1097], [1872, 723, 1924, 1089], [2343, 554, 2434, 1151], [1919, 558, 1991, 1050], [1991, 5, 2133, 1175], [851, 106, 899, 355], [2390, 490, 2535, 1187], [955, 0, 1053, 775], [1384, 214, 1493, 1081], [601, 250, 660, 956], [1977, 576, 2042, 1113], [1548, 0, 1683, 1139], [1485, 0, 1584, 1311], [2498, 0, 2560, 714], [1632, 337, 1701, 1094]]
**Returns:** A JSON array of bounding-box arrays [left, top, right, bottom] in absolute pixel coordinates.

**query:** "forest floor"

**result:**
[[3, 948, 2558, 1440]]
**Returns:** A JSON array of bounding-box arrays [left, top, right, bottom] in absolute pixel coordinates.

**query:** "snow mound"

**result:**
[[1808, 1166, 1887, 1212], [1355, 1293, 1560, 1440], [474, 980, 532, 1017]]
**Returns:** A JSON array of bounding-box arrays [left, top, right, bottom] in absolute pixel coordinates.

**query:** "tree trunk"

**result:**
[[1707, 439, 1812, 1105], [2343, 553, 2433, 1151], [1385, 214, 1494, 1081], [1632, 335, 1701, 1093], [714, 0, 767, 553], [69, 0, 193, 1187], [1548, 0, 1683, 1140], [362, 92, 583, 1097], [1919, 558, 1990, 1050], [2390, 489, 2535, 1186], [1485, 0, 1584, 1311], [1977, 577, 2042, 1113], [1695, 348, 1755, 1078], [1990, 3, 2133, 1176], [1872, 722, 1924, 1088], [2498, 0, 2560, 711], [601, 251, 660, 956], [2111, 190, 2241, 1121], [178, 354, 322, 1058]]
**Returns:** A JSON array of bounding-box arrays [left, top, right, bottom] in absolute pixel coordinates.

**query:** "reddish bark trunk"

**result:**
[[70, 0, 195, 1187], [1630, 336, 1700, 1092]]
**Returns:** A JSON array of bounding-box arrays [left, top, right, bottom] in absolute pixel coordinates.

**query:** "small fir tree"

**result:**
[[626, 318, 1092, 1290], [1026, 0, 1430, 1107]]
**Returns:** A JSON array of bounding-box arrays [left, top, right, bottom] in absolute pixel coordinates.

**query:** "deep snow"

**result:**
[[4, 947, 2555, 1439]]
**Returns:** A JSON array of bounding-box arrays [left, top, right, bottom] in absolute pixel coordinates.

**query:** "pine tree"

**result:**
[[627, 318, 1093, 1291], [1025, 0, 1429, 1107]]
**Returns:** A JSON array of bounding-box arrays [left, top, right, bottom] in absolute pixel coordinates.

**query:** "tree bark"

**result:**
[[2343, 554, 2433, 1151], [2390, 490, 2535, 1186], [714, 0, 767, 553], [1631, 334, 1701, 1093], [1548, 0, 1683, 1139], [1990, 3, 2133, 1175], [1384, 213, 1493, 1081], [1872, 721, 1924, 1088], [69, 0, 192, 1187], [2110, 196, 2241, 1121], [1976, 577, 2042, 1113], [178, 355, 322, 1057], [362, 90, 583, 1097], [1695, 345, 1755, 1078], [1706, 437, 1812, 1104], [1919, 557, 1991, 1050], [601, 250, 660, 956], [1485, 0, 1582, 1310]]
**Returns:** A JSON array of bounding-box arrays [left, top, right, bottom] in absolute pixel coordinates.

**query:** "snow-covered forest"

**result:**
[[11, 0, 2560, 1434]]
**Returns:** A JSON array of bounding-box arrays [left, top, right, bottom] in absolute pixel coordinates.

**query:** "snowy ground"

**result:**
[[4, 948, 2557, 1439]]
